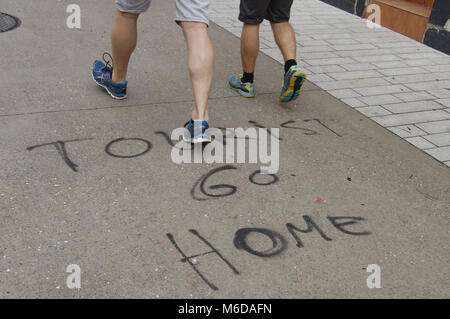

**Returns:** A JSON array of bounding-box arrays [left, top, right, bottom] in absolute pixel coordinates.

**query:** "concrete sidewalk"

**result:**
[[0, 0, 449, 298]]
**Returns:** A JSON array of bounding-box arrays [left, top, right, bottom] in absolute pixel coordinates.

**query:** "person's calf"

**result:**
[[180, 22, 214, 122], [271, 21, 296, 63], [111, 10, 139, 83], [241, 23, 260, 74]]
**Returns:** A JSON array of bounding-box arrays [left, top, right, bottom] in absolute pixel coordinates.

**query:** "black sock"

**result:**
[[241, 72, 254, 83], [284, 59, 297, 73]]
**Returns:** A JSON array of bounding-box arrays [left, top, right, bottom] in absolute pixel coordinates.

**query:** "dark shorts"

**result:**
[[238, 0, 294, 25]]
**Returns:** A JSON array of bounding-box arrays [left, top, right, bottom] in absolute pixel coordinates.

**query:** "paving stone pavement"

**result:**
[[210, 0, 450, 167]]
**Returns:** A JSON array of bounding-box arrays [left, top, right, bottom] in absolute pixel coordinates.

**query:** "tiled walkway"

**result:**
[[210, 0, 450, 167]]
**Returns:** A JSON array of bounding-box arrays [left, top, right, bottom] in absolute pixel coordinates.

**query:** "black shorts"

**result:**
[[238, 0, 294, 25]]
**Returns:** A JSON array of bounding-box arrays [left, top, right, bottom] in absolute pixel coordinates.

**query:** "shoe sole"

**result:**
[[280, 71, 307, 102], [92, 74, 127, 100], [229, 83, 255, 98], [183, 136, 211, 144]]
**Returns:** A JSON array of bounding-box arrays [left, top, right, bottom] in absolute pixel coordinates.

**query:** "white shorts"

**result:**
[[115, 0, 210, 25]]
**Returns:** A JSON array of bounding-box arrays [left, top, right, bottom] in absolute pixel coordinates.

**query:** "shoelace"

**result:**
[[100, 52, 124, 90], [102, 52, 114, 73]]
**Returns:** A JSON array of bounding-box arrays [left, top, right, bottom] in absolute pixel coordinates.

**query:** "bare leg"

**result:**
[[241, 23, 260, 73], [111, 10, 139, 83], [270, 22, 296, 62], [180, 22, 214, 122]]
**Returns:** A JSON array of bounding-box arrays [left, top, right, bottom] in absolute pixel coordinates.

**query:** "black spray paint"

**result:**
[[105, 137, 152, 158], [190, 165, 238, 201], [167, 229, 240, 291], [234, 228, 287, 258], [26, 138, 93, 172]]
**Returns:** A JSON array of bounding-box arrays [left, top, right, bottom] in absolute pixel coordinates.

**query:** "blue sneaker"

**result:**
[[183, 119, 211, 144], [280, 65, 307, 102], [229, 74, 255, 98], [92, 53, 128, 100]]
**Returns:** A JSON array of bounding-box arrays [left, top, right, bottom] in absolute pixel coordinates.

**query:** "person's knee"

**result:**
[[243, 23, 260, 30], [116, 9, 140, 20], [270, 21, 290, 28], [180, 21, 208, 32]]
